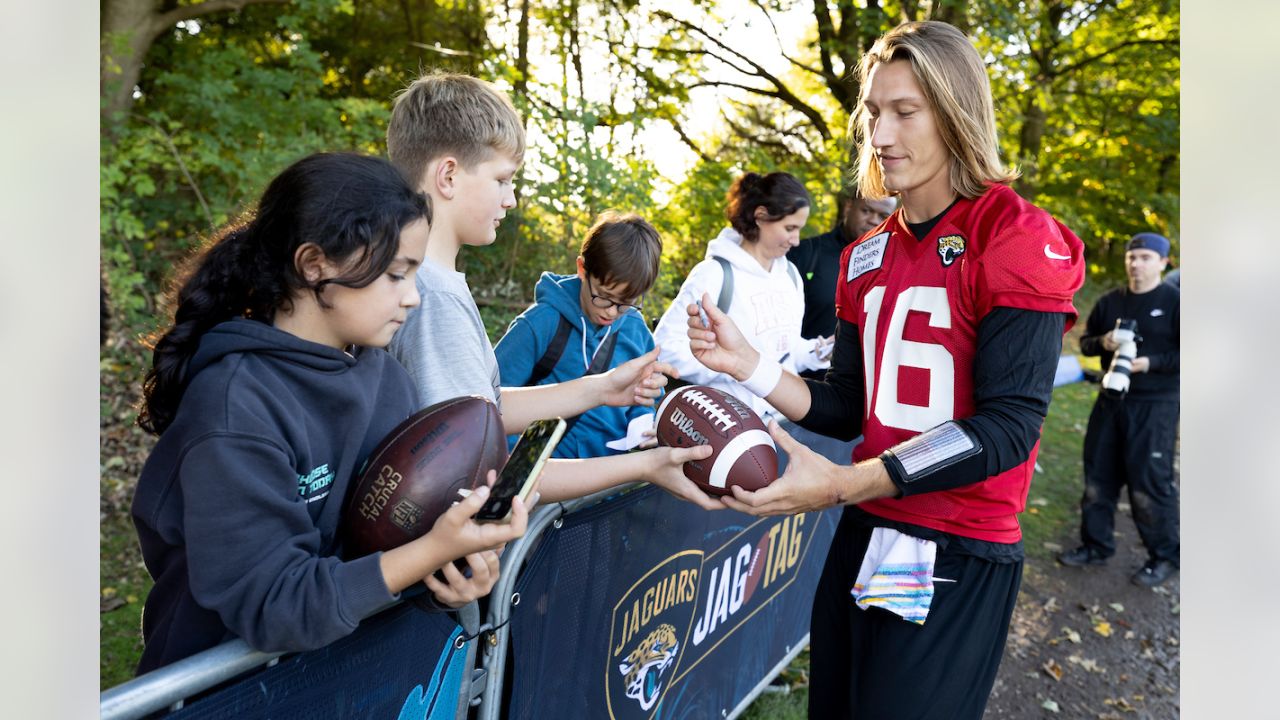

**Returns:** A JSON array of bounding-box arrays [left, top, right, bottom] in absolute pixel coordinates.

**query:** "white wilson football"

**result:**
[[655, 385, 778, 496]]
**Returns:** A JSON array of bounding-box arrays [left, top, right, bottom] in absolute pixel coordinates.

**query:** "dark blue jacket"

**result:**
[[494, 272, 655, 458], [787, 224, 853, 340], [131, 318, 418, 674]]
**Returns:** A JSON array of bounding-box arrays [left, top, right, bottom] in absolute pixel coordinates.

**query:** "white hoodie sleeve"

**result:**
[[653, 258, 726, 386]]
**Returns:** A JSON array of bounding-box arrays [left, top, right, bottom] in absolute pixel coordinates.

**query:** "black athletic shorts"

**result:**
[[808, 508, 1023, 719]]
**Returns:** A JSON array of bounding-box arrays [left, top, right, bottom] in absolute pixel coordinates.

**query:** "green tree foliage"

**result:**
[[977, 0, 1180, 277], [602, 0, 1178, 284], [100, 0, 1178, 341]]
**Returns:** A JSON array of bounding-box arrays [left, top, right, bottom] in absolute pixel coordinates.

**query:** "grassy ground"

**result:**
[[99, 348, 156, 690], [100, 510, 151, 688]]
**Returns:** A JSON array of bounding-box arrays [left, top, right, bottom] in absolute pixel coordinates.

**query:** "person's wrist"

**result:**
[[838, 460, 897, 505], [743, 350, 762, 381], [586, 373, 609, 403], [740, 353, 781, 397], [830, 464, 859, 506]]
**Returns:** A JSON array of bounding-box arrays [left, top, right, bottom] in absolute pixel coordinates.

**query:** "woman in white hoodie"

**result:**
[[655, 172, 830, 423]]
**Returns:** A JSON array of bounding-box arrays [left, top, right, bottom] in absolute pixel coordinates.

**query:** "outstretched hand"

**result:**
[[599, 346, 677, 407], [641, 444, 726, 511], [720, 421, 846, 516], [686, 292, 759, 380]]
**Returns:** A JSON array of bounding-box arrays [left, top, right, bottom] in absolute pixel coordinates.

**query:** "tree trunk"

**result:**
[[101, 0, 161, 127], [1015, 94, 1046, 196], [513, 0, 530, 103], [100, 0, 292, 131]]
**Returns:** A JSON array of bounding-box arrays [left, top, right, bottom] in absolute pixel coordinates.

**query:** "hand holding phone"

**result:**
[[475, 417, 567, 522]]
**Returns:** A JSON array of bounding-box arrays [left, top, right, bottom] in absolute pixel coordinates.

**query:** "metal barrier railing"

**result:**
[[100, 599, 482, 720], [96, 484, 624, 720], [100, 480, 807, 720], [475, 485, 635, 719]]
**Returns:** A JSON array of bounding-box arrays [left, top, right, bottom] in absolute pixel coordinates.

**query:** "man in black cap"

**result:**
[[1060, 232, 1180, 587]]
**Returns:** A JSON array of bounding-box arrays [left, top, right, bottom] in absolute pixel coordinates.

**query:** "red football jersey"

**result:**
[[835, 184, 1085, 542]]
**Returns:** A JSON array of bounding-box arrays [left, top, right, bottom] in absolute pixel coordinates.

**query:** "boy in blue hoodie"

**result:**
[[495, 212, 661, 458]]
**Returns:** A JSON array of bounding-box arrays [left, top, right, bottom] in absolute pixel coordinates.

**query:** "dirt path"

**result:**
[[986, 510, 1180, 719]]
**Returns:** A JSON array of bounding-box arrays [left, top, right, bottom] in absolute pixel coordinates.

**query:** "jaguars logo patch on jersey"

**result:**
[[937, 234, 966, 267]]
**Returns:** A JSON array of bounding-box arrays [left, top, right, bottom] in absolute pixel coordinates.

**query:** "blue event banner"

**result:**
[[506, 484, 840, 720], [163, 603, 469, 720]]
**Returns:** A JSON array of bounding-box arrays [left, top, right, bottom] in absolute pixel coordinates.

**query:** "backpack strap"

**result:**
[[712, 254, 798, 311], [585, 329, 620, 376], [786, 259, 801, 289], [562, 325, 625, 439], [528, 315, 574, 386], [712, 255, 734, 314], [529, 316, 625, 440], [669, 258, 733, 394]]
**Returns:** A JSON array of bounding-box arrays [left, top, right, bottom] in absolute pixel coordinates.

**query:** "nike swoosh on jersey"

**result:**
[[1043, 244, 1071, 260]]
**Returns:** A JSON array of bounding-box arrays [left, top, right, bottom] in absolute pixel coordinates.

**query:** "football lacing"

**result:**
[[684, 390, 738, 433]]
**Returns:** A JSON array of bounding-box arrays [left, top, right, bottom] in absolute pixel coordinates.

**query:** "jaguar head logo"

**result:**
[[937, 234, 966, 267], [617, 624, 679, 711]]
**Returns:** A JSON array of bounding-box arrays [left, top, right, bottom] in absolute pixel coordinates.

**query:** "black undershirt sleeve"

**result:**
[[798, 318, 865, 442], [796, 307, 1065, 496], [886, 307, 1066, 496]]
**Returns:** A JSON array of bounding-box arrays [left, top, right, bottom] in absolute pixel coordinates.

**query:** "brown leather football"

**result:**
[[655, 385, 777, 496], [341, 395, 506, 557]]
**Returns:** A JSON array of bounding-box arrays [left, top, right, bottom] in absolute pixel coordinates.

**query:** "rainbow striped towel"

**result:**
[[850, 528, 938, 625]]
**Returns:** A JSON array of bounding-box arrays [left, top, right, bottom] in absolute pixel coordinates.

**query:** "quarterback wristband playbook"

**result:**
[[880, 421, 983, 496], [741, 357, 783, 398]]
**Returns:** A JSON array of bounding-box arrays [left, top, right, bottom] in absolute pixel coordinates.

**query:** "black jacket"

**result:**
[[1079, 284, 1180, 400], [788, 225, 854, 339]]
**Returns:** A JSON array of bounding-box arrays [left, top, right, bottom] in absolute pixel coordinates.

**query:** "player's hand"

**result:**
[[721, 421, 846, 516], [598, 346, 676, 407], [686, 292, 759, 381], [640, 444, 725, 511]]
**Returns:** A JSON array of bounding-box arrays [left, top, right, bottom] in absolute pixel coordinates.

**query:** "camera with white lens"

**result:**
[[1101, 318, 1141, 397]]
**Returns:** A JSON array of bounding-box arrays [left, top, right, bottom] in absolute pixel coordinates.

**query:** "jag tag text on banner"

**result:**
[[506, 484, 840, 719]]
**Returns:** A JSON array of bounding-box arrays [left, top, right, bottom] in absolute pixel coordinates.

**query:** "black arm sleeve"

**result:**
[[797, 318, 865, 442], [884, 307, 1065, 496]]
